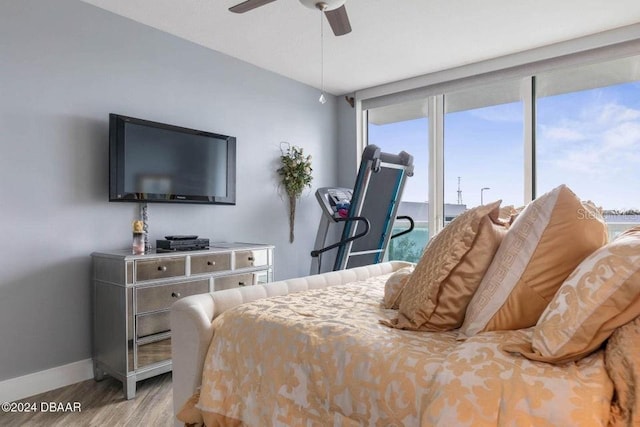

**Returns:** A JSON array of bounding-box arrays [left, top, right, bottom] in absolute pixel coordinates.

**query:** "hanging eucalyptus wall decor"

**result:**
[[277, 142, 313, 243]]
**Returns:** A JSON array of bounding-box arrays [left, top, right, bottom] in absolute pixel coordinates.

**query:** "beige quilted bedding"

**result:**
[[180, 273, 614, 426], [606, 316, 640, 427]]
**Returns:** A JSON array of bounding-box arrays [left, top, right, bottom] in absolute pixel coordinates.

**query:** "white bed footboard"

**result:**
[[169, 261, 412, 426]]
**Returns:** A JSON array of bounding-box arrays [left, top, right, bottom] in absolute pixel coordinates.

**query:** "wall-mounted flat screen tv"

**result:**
[[109, 114, 236, 205]]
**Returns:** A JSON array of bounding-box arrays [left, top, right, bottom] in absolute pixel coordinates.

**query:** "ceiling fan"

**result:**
[[229, 0, 352, 36]]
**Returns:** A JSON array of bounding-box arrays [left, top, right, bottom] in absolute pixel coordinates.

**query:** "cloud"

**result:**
[[594, 103, 640, 126], [540, 102, 640, 177], [602, 121, 640, 150], [540, 126, 586, 142], [469, 103, 522, 123]]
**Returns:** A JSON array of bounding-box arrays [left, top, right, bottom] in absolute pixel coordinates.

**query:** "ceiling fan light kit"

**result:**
[[299, 0, 346, 11]]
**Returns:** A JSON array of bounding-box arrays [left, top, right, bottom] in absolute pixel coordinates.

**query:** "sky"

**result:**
[[368, 82, 640, 211]]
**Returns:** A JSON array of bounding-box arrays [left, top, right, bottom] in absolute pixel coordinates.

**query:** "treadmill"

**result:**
[[310, 144, 415, 273]]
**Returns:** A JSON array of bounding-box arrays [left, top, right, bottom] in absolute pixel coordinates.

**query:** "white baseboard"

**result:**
[[0, 358, 94, 403]]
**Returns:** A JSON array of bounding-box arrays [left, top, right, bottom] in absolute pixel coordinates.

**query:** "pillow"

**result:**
[[459, 184, 608, 337], [502, 227, 640, 363], [498, 204, 523, 225], [381, 200, 507, 331], [382, 266, 414, 309]]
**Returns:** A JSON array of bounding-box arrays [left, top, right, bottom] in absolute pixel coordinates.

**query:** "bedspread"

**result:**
[[186, 273, 613, 426]]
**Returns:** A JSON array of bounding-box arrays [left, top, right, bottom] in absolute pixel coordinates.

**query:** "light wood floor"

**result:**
[[2, 372, 174, 427]]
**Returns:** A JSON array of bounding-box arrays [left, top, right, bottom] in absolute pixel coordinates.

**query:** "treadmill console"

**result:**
[[315, 187, 352, 220]]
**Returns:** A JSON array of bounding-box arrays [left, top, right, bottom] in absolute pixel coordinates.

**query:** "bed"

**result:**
[[171, 185, 640, 426]]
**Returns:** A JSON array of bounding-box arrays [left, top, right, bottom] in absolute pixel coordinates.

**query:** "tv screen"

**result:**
[[109, 114, 236, 205]]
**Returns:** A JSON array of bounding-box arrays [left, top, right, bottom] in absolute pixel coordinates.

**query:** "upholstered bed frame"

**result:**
[[170, 185, 640, 426], [170, 261, 411, 427]]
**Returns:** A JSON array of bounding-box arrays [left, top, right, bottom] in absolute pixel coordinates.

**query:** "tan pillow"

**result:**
[[502, 227, 640, 363], [381, 200, 507, 331], [382, 266, 414, 309], [459, 184, 608, 337], [498, 205, 523, 225]]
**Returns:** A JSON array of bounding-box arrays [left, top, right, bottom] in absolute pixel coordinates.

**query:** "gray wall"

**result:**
[[336, 93, 358, 188], [0, 0, 339, 381]]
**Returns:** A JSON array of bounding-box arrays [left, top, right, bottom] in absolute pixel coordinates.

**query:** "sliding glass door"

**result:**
[[444, 80, 525, 221], [536, 56, 640, 238], [367, 100, 429, 262], [364, 53, 640, 244]]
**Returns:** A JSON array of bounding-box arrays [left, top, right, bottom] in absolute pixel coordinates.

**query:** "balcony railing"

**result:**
[[387, 220, 638, 263]]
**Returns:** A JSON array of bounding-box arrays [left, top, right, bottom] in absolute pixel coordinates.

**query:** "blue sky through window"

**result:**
[[368, 118, 429, 203], [444, 101, 523, 207], [537, 82, 640, 211], [368, 81, 640, 211]]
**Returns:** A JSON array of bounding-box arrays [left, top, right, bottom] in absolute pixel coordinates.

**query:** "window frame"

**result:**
[[357, 26, 640, 237]]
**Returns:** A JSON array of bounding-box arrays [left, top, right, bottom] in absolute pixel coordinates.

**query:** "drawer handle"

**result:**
[[157, 266, 167, 272], [207, 261, 216, 266], [171, 292, 181, 298], [238, 282, 246, 287], [247, 256, 255, 262]]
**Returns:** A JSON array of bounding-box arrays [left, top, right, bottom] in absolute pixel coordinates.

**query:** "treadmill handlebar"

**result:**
[[390, 215, 415, 239], [310, 216, 371, 258]]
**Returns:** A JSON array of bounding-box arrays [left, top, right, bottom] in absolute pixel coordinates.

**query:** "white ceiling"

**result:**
[[80, 0, 640, 95]]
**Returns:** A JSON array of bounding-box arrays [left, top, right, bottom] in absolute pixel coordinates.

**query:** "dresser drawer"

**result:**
[[135, 257, 185, 282], [255, 270, 272, 285], [136, 337, 171, 370], [136, 311, 170, 338], [136, 279, 209, 313], [235, 249, 269, 269], [191, 252, 231, 275], [214, 273, 255, 291]]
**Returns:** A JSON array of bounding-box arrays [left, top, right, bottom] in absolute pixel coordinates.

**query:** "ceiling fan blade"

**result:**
[[324, 5, 352, 36], [229, 0, 278, 14]]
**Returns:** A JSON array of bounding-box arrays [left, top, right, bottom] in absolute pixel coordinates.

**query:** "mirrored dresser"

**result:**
[[91, 242, 274, 399]]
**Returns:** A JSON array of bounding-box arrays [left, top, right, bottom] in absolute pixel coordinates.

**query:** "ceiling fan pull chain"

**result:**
[[318, 3, 327, 104]]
